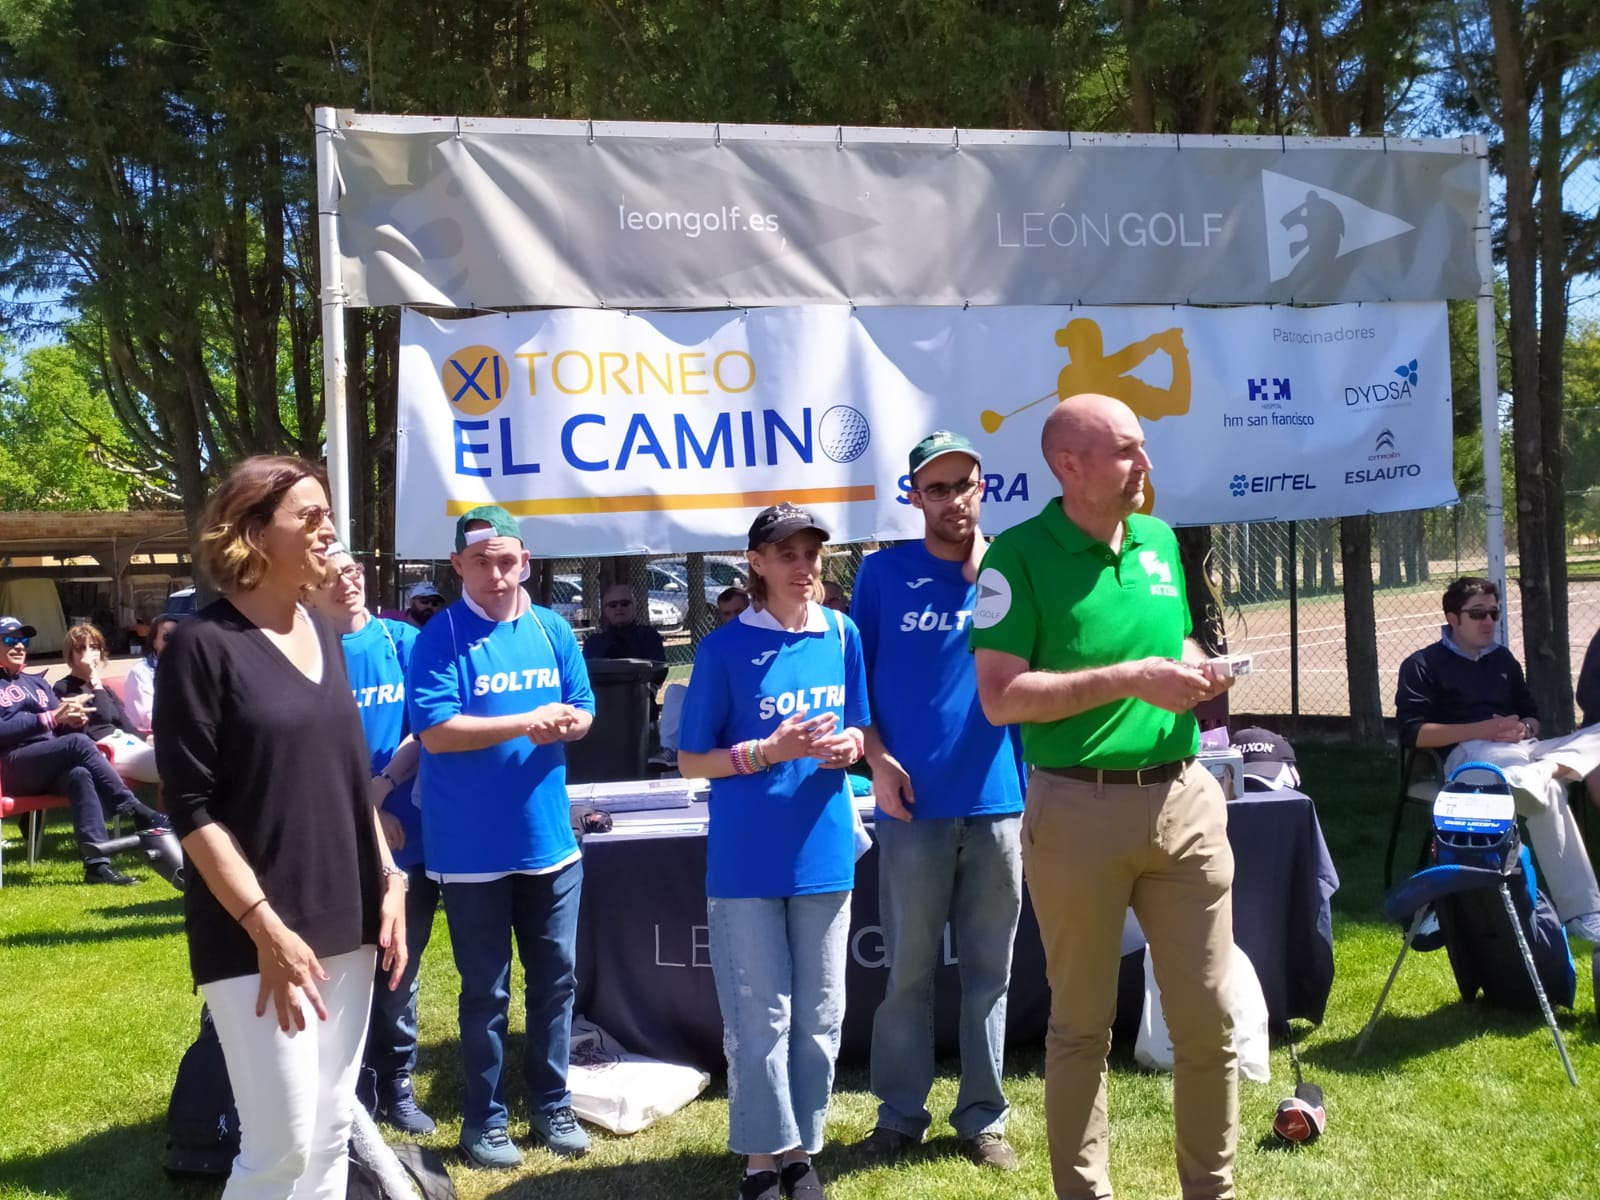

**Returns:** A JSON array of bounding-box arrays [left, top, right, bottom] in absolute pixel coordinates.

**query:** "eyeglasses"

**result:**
[[2, 635, 29, 647], [330, 564, 363, 585], [1460, 607, 1500, 621], [914, 478, 981, 503], [289, 504, 335, 529]]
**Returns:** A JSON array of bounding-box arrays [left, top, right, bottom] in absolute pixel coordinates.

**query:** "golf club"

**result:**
[[1272, 1034, 1326, 1144], [979, 385, 1060, 433]]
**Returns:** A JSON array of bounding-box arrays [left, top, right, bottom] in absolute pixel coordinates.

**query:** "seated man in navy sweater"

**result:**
[[0, 616, 169, 884], [1396, 577, 1600, 943]]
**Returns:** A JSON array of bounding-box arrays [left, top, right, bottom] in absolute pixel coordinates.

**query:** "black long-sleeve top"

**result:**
[[154, 600, 380, 986], [53, 674, 138, 741], [1395, 637, 1538, 751], [1578, 630, 1600, 729]]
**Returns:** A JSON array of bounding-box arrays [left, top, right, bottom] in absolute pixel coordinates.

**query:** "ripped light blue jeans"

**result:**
[[707, 891, 852, 1155]]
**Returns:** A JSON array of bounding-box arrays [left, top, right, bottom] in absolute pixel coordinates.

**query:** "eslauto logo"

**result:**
[[1230, 471, 1317, 498], [1349, 425, 1419, 485], [1345, 356, 1418, 407], [1260, 170, 1415, 285], [617, 203, 781, 239]]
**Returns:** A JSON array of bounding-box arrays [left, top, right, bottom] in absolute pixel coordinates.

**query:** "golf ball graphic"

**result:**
[[819, 405, 870, 464]]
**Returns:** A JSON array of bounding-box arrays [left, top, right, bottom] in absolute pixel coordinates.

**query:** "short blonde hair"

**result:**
[[62, 623, 107, 659], [196, 456, 328, 593]]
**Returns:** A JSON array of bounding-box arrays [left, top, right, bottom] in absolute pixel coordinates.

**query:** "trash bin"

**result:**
[[566, 658, 658, 784]]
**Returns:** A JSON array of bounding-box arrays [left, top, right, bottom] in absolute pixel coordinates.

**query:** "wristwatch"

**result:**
[[381, 864, 409, 892]]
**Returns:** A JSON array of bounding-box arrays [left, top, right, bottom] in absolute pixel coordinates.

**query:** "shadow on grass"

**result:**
[[92, 895, 184, 919], [479, 1147, 734, 1200], [1308, 1003, 1588, 1075], [0, 918, 186, 948], [0, 1118, 221, 1200]]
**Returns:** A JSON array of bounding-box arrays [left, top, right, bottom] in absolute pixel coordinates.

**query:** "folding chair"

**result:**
[[1383, 742, 1444, 889], [1359, 762, 1579, 1086]]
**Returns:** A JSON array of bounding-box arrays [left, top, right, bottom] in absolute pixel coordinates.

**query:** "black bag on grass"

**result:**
[[163, 1005, 240, 1177]]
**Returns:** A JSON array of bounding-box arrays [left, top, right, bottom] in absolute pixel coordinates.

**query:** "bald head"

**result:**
[[1041, 394, 1137, 474]]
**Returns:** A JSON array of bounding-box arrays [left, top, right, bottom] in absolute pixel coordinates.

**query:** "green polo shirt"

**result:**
[[968, 499, 1199, 770]]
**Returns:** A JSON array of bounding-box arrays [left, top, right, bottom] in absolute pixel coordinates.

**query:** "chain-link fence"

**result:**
[[381, 493, 1599, 719], [1209, 491, 1600, 718]]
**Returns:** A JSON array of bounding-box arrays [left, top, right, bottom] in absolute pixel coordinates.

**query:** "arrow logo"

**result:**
[[1375, 429, 1396, 452], [1261, 169, 1415, 284]]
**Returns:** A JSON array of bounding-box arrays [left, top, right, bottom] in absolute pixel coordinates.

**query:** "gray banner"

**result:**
[[330, 116, 1480, 308]]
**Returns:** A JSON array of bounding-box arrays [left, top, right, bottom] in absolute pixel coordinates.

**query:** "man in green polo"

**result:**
[[970, 392, 1237, 1200]]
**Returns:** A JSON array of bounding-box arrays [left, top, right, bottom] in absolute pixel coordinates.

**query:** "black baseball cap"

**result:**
[[747, 504, 831, 550], [1231, 726, 1300, 790]]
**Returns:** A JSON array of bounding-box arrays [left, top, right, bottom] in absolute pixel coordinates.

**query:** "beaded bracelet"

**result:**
[[729, 739, 769, 775]]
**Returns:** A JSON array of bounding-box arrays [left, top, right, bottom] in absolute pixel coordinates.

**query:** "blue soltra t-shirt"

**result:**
[[679, 603, 871, 899], [341, 615, 423, 869], [851, 543, 1025, 821], [406, 598, 595, 876]]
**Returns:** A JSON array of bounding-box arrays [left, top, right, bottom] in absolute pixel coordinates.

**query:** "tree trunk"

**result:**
[[1489, 0, 1562, 723], [1341, 516, 1383, 741]]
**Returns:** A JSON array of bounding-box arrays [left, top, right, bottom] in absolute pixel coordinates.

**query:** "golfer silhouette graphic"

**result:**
[[979, 317, 1192, 513]]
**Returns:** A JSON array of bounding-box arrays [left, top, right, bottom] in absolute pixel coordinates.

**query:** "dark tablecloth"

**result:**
[[574, 787, 1337, 1073]]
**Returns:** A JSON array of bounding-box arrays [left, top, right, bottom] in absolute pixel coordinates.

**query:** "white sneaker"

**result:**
[[1563, 911, 1600, 944]]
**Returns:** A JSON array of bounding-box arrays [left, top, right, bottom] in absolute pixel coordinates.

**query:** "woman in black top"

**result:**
[[54, 623, 159, 784], [155, 456, 408, 1200]]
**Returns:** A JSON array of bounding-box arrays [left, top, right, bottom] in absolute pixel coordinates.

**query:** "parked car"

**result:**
[[164, 586, 198, 617], [549, 575, 587, 626], [658, 556, 748, 605]]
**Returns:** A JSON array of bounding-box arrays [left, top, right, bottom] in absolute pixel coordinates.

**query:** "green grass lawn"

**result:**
[[3, 743, 1598, 1199]]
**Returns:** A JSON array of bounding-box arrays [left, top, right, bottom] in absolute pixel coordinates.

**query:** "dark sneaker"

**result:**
[[779, 1158, 826, 1200], [738, 1170, 782, 1200], [959, 1132, 1019, 1170], [529, 1105, 590, 1157], [460, 1126, 521, 1169], [84, 862, 139, 886], [378, 1073, 437, 1136], [850, 1126, 916, 1167]]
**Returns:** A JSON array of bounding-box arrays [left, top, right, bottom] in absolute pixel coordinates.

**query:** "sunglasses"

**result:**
[[605, 600, 634, 609], [289, 504, 335, 530], [3, 635, 29, 647], [914, 477, 981, 503], [1459, 607, 1500, 621]]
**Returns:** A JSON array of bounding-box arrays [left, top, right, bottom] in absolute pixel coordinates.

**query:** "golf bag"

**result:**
[[1422, 761, 1576, 1010]]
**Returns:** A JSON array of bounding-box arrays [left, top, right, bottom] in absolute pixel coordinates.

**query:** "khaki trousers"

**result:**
[[1022, 762, 1237, 1200]]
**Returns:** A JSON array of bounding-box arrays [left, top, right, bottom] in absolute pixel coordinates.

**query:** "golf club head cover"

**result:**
[[1273, 1082, 1326, 1144]]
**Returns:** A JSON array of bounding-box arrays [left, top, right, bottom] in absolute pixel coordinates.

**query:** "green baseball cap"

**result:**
[[454, 504, 523, 552], [908, 430, 981, 479]]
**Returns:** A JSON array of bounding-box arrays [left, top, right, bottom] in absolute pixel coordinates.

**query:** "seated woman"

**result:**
[[0, 616, 169, 885], [54, 624, 160, 784]]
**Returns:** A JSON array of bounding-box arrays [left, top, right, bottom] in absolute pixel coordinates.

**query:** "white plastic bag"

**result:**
[[568, 1017, 710, 1134], [1134, 944, 1271, 1083]]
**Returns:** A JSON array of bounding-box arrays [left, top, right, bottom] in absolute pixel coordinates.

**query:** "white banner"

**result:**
[[396, 303, 1454, 557]]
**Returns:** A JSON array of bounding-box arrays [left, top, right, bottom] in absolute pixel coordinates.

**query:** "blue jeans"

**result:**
[[362, 864, 440, 1094], [871, 813, 1023, 1140], [707, 891, 851, 1156], [441, 859, 582, 1136], [0, 734, 155, 863]]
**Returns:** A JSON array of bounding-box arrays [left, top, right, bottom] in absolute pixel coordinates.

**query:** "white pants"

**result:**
[[202, 946, 376, 1200], [97, 732, 159, 784], [1446, 725, 1600, 921]]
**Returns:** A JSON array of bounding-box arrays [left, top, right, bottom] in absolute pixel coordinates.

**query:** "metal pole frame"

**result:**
[[1473, 136, 1508, 636], [315, 107, 353, 546]]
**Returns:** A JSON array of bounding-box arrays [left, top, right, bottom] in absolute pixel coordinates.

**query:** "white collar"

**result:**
[[462, 587, 530, 623], [740, 601, 829, 633]]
